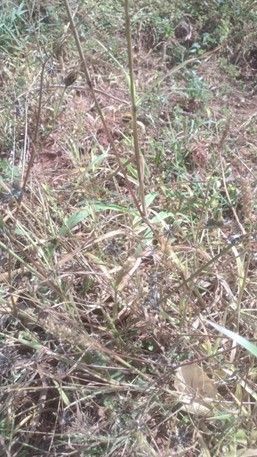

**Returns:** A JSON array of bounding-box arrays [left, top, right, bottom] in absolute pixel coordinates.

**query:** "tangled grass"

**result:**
[[0, 1, 257, 455]]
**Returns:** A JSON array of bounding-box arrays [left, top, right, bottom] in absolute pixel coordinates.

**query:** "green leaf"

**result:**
[[207, 320, 257, 358], [145, 192, 158, 207], [60, 201, 137, 236], [18, 332, 42, 350], [92, 201, 136, 214], [60, 208, 91, 236], [150, 211, 173, 224], [90, 150, 108, 170], [53, 380, 70, 406]]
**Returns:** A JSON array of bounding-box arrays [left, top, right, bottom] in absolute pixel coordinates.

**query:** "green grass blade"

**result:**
[[60, 201, 137, 236], [60, 208, 91, 236], [207, 320, 257, 358]]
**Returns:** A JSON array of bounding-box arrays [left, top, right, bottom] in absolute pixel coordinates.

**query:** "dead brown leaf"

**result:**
[[174, 363, 218, 415]]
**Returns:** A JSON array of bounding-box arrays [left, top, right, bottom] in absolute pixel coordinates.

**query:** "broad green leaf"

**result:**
[[145, 192, 157, 207], [60, 209, 90, 236], [60, 198, 172, 237], [150, 211, 173, 224], [207, 321, 257, 358], [60, 201, 137, 236]]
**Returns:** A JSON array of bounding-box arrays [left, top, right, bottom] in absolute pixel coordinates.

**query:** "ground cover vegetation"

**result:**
[[0, 0, 257, 455]]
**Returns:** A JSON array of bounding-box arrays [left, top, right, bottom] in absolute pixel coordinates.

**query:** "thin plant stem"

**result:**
[[63, 0, 147, 222], [7, 58, 47, 315], [124, 0, 146, 215], [15, 57, 48, 211]]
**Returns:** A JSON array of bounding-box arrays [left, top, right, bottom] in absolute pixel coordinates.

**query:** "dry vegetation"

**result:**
[[1, 0, 257, 456]]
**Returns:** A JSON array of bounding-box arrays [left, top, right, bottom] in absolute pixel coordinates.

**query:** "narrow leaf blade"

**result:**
[[207, 320, 257, 358]]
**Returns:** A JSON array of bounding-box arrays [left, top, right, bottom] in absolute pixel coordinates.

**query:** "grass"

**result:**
[[1, 0, 257, 456]]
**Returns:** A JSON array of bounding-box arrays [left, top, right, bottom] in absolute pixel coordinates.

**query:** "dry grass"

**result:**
[[1, 1, 257, 456]]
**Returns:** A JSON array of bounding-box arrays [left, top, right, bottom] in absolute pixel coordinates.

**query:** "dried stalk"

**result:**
[[63, 0, 146, 220], [16, 57, 47, 210], [124, 0, 146, 215], [7, 58, 47, 315]]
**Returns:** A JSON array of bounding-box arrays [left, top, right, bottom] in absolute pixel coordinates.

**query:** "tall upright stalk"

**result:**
[[63, 0, 146, 219], [16, 57, 47, 210], [124, 0, 146, 215]]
